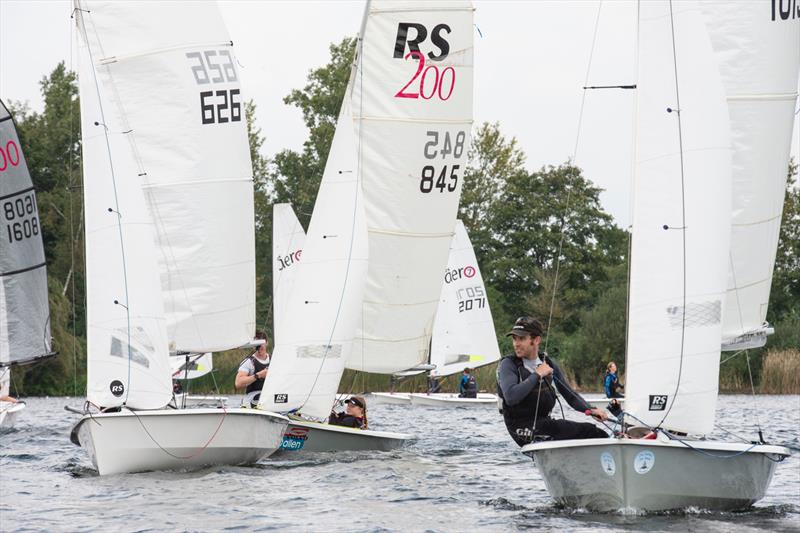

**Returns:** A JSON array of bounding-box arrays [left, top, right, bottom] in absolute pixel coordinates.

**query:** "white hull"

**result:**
[[175, 394, 228, 407], [0, 402, 25, 429], [275, 417, 412, 454], [368, 392, 411, 405], [521, 437, 790, 512], [70, 408, 289, 475], [409, 393, 497, 407], [583, 395, 625, 408]]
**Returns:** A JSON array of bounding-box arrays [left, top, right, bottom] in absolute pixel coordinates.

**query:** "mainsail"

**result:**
[[75, 0, 256, 354], [272, 204, 306, 346], [76, 11, 172, 409], [624, 1, 732, 435], [699, 2, 800, 350], [349, 0, 475, 374], [430, 220, 500, 377], [0, 100, 52, 368]]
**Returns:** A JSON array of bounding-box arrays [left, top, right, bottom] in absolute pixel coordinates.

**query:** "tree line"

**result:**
[[8, 40, 799, 396]]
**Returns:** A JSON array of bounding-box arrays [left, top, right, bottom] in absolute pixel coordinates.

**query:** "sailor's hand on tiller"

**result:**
[[535, 362, 553, 378], [588, 408, 608, 422]]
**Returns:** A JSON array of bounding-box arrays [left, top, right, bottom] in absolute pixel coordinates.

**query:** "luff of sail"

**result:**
[[349, 0, 475, 374], [625, 1, 732, 436], [0, 100, 52, 368], [699, 2, 800, 350], [75, 0, 256, 354], [259, 99, 368, 420], [430, 220, 500, 377], [272, 204, 306, 346], [76, 8, 172, 409]]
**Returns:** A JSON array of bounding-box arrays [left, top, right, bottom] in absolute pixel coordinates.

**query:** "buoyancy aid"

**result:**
[[245, 354, 270, 404], [497, 353, 557, 422]]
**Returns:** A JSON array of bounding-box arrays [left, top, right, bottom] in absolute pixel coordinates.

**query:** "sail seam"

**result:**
[[367, 228, 453, 238], [353, 116, 472, 125], [140, 177, 253, 189], [0, 261, 47, 278], [97, 41, 232, 65], [0, 186, 36, 202], [727, 92, 798, 102]]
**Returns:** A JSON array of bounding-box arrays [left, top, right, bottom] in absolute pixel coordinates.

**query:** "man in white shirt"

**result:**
[[235, 331, 271, 407]]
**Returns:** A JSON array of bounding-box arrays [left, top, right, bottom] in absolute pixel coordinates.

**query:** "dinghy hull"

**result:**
[[275, 418, 412, 454], [368, 392, 411, 405], [0, 402, 25, 429], [521, 438, 789, 512], [70, 408, 289, 475], [409, 393, 498, 407]]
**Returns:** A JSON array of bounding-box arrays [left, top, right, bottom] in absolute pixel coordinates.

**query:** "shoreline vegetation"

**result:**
[[8, 49, 800, 398]]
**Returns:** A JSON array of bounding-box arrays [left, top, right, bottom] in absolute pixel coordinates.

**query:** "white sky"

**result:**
[[1, 0, 798, 229]]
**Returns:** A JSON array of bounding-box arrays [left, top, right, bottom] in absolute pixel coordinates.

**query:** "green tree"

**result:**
[[270, 37, 356, 228], [769, 158, 800, 321]]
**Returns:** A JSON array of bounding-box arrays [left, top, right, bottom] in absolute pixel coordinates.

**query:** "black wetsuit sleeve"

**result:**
[[551, 359, 592, 412], [497, 357, 541, 406]]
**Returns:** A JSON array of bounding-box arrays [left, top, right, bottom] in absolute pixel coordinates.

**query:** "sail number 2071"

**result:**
[[419, 130, 466, 194]]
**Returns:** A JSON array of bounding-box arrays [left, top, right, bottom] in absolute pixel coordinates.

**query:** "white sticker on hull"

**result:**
[[600, 452, 615, 476], [634, 450, 655, 474]]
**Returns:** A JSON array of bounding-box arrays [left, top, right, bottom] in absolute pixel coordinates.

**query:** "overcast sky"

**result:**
[[1, 0, 798, 229]]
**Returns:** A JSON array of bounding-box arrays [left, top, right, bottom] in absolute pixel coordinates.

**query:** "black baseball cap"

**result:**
[[344, 396, 365, 409], [505, 316, 545, 338]]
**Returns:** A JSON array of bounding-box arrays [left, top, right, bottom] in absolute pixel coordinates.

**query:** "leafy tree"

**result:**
[[769, 158, 799, 321]]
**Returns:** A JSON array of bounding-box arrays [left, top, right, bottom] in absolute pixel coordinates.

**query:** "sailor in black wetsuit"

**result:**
[[458, 368, 478, 398], [497, 317, 609, 446], [329, 395, 368, 429]]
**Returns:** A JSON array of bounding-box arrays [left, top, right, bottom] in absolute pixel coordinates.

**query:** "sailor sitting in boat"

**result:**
[[458, 367, 478, 398], [329, 396, 368, 430], [497, 316, 609, 446], [604, 361, 624, 418], [235, 330, 270, 407]]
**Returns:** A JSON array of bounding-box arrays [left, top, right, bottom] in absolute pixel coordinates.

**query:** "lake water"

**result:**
[[1, 395, 798, 532]]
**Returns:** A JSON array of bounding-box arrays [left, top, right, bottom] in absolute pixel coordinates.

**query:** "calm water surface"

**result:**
[[1, 395, 798, 532]]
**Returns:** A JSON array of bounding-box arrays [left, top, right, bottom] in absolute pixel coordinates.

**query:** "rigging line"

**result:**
[[655, 0, 688, 430], [126, 406, 229, 461], [719, 349, 745, 366], [77, 9, 134, 406], [306, 3, 371, 418], [543, 0, 602, 356], [744, 350, 763, 440], [69, 15, 78, 398]]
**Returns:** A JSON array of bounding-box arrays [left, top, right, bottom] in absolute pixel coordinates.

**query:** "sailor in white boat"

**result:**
[[427, 376, 442, 394], [496, 317, 609, 446], [603, 361, 624, 418], [328, 395, 368, 429], [458, 367, 478, 398], [234, 330, 270, 407]]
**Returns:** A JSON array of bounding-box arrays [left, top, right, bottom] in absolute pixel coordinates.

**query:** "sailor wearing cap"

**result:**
[[496, 316, 609, 446], [328, 395, 369, 430]]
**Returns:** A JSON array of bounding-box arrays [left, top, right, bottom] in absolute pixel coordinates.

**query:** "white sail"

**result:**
[[0, 100, 52, 367], [76, 0, 256, 353], [349, 0, 475, 374], [430, 220, 500, 377], [272, 204, 306, 346], [699, 3, 800, 350], [170, 352, 213, 380], [625, 1, 732, 435], [76, 13, 172, 410]]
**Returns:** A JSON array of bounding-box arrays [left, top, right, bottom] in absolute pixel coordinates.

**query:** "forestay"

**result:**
[[699, 2, 800, 350], [259, 98, 368, 420], [430, 221, 500, 377], [272, 204, 306, 346], [350, 0, 475, 374], [75, 0, 256, 354], [0, 100, 52, 367], [76, 13, 172, 410], [625, 1, 732, 436]]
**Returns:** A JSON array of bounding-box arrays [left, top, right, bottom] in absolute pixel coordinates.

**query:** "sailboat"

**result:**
[[520, 1, 795, 511], [0, 99, 57, 429], [260, 0, 474, 452], [407, 220, 501, 407], [68, 1, 287, 475]]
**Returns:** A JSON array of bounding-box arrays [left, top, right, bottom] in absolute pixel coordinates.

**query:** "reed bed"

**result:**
[[759, 349, 800, 394]]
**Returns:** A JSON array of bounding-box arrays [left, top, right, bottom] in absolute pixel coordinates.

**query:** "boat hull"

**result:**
[[275, 418, 412, 454], [70, 408, 289, 475], [409, 393, 498, 407], [0, 402, 25, 429], [368, 392, 411, 405], [521, 438, 790, 512]]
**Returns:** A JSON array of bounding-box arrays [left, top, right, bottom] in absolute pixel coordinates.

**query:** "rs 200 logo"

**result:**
[[394, 23, 451, 61], [110, 380, 125, 397], [394, 22, 456, 100], [648, 395, 668, 411]]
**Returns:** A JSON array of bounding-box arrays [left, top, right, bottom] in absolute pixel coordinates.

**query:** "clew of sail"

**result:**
[[0, 100, 52, 368], [430, 220, 500, 377], [272, 204, 306, 346], [75, 0, 256, 354], [624, 1, 732, 436], [699, 2, 800, 350], [349, 0, 475, 374], [76, 9, 172, 410]]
